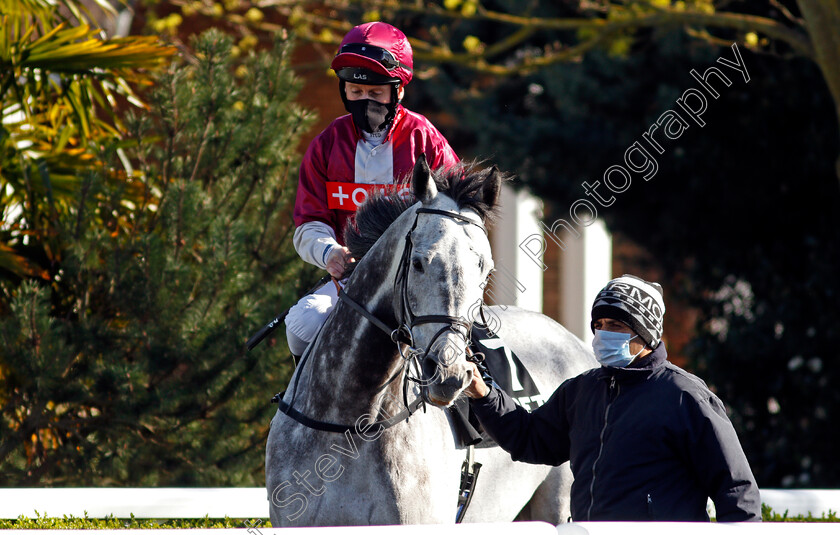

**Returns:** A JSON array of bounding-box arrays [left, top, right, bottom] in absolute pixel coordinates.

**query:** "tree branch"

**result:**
[[272, 1, 814, 72]]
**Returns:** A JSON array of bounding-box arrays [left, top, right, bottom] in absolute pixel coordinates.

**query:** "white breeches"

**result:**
[[284, 281, 340, 356]]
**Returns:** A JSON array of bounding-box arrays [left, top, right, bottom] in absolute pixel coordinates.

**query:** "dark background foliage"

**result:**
[[0, 31, 318, 486], [416, 29, 840, 487]]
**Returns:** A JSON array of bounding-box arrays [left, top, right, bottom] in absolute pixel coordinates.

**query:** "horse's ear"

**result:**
[[482, 165, 502, 208], [412, 154, 437, 203]]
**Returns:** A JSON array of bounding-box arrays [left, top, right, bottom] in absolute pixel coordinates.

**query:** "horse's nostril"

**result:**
[[422, 356, 439, 380], [438, 376, 463, 398], [442, 375, 461, 389]]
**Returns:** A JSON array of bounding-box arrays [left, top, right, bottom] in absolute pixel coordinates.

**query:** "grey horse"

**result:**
[[266, 158, 596, 525]]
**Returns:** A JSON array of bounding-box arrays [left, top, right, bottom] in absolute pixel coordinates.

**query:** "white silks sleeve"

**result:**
[[293, 221, 341, 269]]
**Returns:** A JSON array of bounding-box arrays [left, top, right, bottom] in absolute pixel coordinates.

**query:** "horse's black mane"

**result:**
[[344, 161, 504, 264]]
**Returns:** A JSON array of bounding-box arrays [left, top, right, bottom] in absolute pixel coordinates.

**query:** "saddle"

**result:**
[[449, 325, 544, 449]]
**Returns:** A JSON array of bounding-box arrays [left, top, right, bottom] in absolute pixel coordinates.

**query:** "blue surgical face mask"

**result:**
[[592, 329, 645, 368]]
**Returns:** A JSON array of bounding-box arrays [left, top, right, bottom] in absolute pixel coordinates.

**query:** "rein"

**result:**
[[276, 396, 424, 435], [276, 207, 487, 436]]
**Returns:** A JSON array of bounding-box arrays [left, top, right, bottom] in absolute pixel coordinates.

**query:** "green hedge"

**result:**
[[0, 515, 271, 529], [761, 504, 840, 522]]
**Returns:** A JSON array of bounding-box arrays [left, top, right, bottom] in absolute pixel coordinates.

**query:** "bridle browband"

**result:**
[[276, 207, 487, 435]]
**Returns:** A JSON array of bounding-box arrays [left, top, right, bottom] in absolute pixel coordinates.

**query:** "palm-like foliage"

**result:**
[[0, 2, 174, 281], [0, 29, 315, 486]]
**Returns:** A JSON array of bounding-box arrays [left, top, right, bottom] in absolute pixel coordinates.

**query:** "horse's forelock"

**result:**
[[344, 161, 507, 266], [433, 161, 506, 222]]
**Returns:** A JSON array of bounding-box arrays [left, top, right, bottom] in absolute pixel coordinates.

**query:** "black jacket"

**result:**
[[470, 343, 761, 521]]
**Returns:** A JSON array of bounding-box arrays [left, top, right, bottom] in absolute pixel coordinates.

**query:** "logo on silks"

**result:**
[[326, 181, 411, 211]]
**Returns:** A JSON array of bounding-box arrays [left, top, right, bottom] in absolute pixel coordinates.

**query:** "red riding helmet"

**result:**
[[331, 22, 413, 87]]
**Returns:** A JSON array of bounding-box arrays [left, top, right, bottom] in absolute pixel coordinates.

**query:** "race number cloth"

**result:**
[[471, 325, 545, 412], [326, 182, 411, 211], [448, 326, 544, 448]]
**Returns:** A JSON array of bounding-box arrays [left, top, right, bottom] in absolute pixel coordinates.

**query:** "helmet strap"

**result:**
[[339, 79, 349, 111]]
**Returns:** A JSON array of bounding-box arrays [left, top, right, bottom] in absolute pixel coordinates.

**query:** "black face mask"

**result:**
[[344, 98, 397, 133]]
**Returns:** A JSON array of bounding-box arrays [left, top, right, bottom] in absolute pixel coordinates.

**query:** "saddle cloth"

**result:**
[[448, 325, 545, 448]]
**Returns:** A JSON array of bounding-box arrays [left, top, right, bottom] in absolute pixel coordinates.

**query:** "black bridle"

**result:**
[[393, 208, 486, 361], [276, 207, 487, 435]]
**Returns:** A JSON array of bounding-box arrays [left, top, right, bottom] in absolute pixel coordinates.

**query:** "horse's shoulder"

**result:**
[[491, 306, 570, 331]]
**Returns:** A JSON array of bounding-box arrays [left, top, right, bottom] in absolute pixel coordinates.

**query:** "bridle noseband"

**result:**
[[279, 206, 488, 434], [393, 208, 487, 362]]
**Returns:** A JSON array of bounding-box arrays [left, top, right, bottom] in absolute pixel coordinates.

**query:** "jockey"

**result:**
[[286, 21, 460, 356]]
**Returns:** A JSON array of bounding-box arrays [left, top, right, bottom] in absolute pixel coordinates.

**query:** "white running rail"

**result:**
[[0, 525, 556, 535], [0, 487, 837, 520], [556, 522, 839, 534], [0, 488, 267, 519]]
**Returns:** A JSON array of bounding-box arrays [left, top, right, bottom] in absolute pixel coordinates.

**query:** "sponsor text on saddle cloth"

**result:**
[[449, 324, 544, 449], [472, 325, 545, 411]]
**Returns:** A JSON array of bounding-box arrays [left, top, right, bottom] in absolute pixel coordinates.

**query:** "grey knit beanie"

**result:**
[[590, 274, 666, 348]]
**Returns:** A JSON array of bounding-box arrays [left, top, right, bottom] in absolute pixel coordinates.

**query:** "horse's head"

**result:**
[[397, 156, 502, 406]]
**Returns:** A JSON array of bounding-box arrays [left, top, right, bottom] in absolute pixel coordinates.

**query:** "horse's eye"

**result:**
[[479, 257, 485, 271], [412, 258, 424, 273]]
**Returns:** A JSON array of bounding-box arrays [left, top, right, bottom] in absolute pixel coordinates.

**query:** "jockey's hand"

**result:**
[[326, 245, 354, 279], [464, 362, 491, 399]]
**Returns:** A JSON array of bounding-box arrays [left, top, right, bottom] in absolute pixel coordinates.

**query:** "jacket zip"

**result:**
[[587, 375, 619, 520]]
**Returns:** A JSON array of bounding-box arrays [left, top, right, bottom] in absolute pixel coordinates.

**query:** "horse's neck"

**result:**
[[287, 233, 408, 424]]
